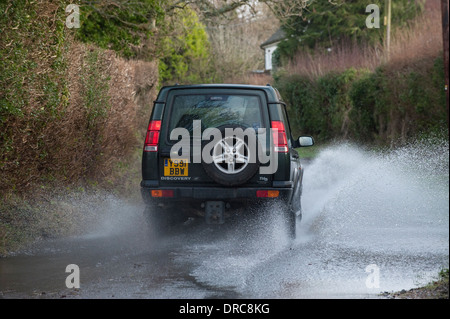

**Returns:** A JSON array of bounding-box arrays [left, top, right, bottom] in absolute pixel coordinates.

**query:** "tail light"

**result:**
[[144, 120, 161, 152], [151, 190, 174, 197], [256, 190, 279, 198], [271, 121, 288, 153]]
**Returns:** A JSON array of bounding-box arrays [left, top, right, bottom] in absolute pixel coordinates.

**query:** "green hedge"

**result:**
[[275, 56, 447, 145]]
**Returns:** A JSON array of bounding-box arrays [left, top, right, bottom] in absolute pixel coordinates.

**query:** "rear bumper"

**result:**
[[140, 180, 293, 206]]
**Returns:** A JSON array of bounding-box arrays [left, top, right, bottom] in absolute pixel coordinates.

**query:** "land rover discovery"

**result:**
[[141, 84, 314, 238]]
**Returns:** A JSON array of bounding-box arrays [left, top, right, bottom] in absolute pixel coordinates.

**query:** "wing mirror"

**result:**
[[298, 136, 314, 147]]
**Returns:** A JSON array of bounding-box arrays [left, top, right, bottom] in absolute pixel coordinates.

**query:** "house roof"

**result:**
[[260, 28, 286, 48]]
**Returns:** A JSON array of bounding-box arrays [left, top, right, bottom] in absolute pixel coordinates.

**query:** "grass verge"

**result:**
[[383, 269, 449, 299]]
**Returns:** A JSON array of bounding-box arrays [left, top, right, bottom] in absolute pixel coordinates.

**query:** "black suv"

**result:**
[[141, 84, 314, 238]]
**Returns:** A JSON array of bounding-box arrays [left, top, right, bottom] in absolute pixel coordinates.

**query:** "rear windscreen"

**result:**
[[167, 94, 263, 138]]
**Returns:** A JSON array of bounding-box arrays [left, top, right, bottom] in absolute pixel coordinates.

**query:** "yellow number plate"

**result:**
[[164, 158, 188, 176]]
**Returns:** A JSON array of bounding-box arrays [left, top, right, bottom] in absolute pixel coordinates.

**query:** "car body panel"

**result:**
[[141, 84, 313, 227]]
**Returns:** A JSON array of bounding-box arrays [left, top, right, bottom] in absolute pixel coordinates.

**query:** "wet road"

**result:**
[[1, 143, 448, 299]]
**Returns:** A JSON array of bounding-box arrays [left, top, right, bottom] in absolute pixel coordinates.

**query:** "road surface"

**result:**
[[1, 143, 448, 299]]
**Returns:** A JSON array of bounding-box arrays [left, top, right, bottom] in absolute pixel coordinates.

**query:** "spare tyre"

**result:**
[[201, 124, 260, 186]]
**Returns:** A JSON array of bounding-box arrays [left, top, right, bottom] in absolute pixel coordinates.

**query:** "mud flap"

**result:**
[[205, 201, 225, 224]]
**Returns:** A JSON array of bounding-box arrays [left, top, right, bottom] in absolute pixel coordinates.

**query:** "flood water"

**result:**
[[0, 140, 448, 299]]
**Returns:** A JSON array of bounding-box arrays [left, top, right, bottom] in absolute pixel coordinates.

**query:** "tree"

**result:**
[[158, 7, 213, 85], [76, 1, 213, 84], [75, 0, 314, 61], [76, 0, 168, 58], [188, 0, 309, 20], [275, 0, 425, 61]]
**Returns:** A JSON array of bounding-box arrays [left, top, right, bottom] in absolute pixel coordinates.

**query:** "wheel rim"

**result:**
[[212, 136, 249, 174]]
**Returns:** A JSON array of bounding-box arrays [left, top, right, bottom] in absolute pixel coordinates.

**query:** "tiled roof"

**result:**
[[260, 28, 286, 48]]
